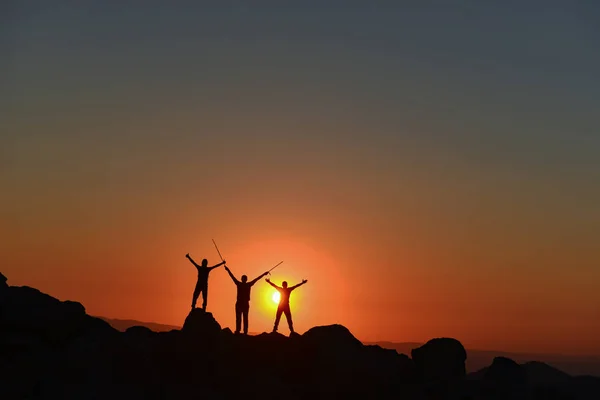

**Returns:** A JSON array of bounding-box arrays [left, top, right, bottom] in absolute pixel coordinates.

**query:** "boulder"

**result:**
[[364, 344, 417, 383], [301, 324, 363, 353], [299, 324, 363, 376], [125, 325, 156, 338], [411, 337, 467, 384], [299, 324, 414, 394], [181, 308, 221, 339]]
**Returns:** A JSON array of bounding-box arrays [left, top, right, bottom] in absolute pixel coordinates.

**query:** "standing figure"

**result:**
[[186, 253, 226, 310], [265, 278, 308, 334], [224, 265, 269, 335]]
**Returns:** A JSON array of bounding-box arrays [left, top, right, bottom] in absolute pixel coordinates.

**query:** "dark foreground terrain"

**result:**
[[98, 319, 600, 377], [1, 272, 599, 399], [368, 342, 600, 377]]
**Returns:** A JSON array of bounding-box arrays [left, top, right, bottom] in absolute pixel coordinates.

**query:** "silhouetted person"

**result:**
[[186, 253, 226, 310], [265, 278, 307, 334], [224, 265, 269, 335]]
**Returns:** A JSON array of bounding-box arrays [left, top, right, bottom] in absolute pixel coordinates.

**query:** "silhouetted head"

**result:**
[[201, 259, 208, 267], [282, 281, 288, 288], [241, 275, 248, 283]]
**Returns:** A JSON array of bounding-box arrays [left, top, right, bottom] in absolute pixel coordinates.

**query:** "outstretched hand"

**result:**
[[265, 277, 271, 283], [302, 279, 308, 284], [186, 253, 190, 258]]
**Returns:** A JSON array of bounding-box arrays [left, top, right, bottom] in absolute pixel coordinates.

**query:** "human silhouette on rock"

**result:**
[[265, 278, 307, 334], [186, 253, 226, 310], [224, 265, 269, 335]]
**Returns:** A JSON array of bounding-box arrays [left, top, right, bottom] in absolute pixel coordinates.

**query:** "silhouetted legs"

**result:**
[[192, 282, 208, 310], [235, 302, 250, 334], [273, 305, 293, 333], [201, 286, 208, 310]]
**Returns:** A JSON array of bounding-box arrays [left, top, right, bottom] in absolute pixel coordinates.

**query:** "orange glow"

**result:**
[[2, 140, 599, 356]]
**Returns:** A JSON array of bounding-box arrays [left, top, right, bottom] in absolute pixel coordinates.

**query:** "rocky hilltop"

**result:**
[[1, 273, 598, 399]]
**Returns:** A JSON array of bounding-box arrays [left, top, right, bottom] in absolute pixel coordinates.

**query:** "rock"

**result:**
[[412, 337, 467, 380], [289, 331, 301, 339], [221, 327, 233, 336], [125, 325, 155, 337], [0, 285, 116, 345], [63, 300, 86, 314], [298, 324, 415, 395], [299, 324, 363, 375], [364, 344, 417, 383], [254, 331, 287, 341], [481, 357, 528, 398], [301, 324, 363, 353], [181, 308, 221, 339], [0, 271, 7, 288], [485, 357, 527, 385]]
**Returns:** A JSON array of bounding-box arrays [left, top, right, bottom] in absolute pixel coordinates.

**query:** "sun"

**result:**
[[271, 291, 280, 304]]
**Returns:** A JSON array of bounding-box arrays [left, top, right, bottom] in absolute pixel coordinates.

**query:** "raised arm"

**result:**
[[186, 253, 200, 269], [224, 266, 240, 284], [249, 271, 270, 286], [265, 278, 280, 290], [290, 279, 308, 291], [208, 260, 226, 271]]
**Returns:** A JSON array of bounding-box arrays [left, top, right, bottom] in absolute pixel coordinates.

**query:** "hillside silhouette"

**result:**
[[368, 342, 600, 377], [2, 273, 599, 399], [97, 321, 600, 377]]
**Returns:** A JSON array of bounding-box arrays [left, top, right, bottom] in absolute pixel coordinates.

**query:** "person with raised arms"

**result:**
[[224, 265, 270, 335], [265, 277, 308, 334], [186, 253, 226, 311]]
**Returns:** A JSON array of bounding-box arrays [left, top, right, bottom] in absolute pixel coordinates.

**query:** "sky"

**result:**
[[1, 1, 599, 355]]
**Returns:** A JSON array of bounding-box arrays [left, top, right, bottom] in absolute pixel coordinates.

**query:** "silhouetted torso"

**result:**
[[276, 287, 293, 307], [197, 267, 210, 284], [236, 282, 253, 303]]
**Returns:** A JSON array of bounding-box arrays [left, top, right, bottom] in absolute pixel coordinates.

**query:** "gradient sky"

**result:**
[[2, 1, 599, 355]]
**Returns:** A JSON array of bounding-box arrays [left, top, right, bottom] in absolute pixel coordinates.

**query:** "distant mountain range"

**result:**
[[98, 317, 600, 377], [97, 317, 181, 333]]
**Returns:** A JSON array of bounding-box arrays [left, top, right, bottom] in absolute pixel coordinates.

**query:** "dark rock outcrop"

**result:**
[[485, 356, 528, 384], [1, 272, 598, 400], [410, 337, 467, 398], [181, 308, 221, 340], [411, 337, 467, 382], [302, 324, 362, 348], [480, 356, 529, 398], [124, 325, 156, 338], [1, 285, 116, 346]]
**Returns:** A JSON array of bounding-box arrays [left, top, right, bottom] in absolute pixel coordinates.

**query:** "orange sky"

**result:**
[[2, 2, 600, 356]]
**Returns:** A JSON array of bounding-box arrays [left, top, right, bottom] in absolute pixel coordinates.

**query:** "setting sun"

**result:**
[[271, 291, 280, 304]]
